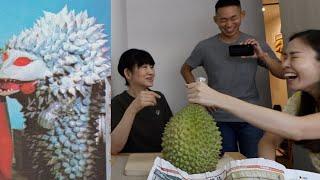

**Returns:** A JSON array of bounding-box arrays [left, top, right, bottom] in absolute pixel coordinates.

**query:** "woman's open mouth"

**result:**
[[284, 72, 298, 80]]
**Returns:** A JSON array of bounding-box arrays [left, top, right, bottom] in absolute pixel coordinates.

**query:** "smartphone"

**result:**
[[229, 44, 254, 57]]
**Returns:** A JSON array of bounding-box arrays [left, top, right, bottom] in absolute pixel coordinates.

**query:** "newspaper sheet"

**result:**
[[147, 157, 320, 180]]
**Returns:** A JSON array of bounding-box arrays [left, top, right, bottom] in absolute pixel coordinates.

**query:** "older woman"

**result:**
[[111, 49, 172, 154]]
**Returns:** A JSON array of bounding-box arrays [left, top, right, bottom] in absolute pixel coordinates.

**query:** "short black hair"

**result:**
[[215, 0, 241, 13], [117, 48, 155, 86]]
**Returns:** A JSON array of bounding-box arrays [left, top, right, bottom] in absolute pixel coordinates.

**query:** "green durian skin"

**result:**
[[161, 104, 222, 174]]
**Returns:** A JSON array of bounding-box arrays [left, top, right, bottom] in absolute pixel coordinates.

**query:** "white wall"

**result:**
[[111, 0, 128, 98], [112, 0, 270, 113], [279, 0, 320, 43]]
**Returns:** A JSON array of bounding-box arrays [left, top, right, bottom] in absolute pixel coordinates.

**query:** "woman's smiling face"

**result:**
[[127, 64, 155, 88], [282, 38, 320, 93]]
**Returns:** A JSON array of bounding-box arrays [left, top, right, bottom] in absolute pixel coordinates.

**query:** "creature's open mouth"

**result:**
[[0, 79, 37, 96]]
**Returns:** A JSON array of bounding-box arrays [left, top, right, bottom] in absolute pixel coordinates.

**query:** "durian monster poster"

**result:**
[[0, 0, 111, 179]]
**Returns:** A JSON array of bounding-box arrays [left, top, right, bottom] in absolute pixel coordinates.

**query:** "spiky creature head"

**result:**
[[0, 6, 110, 179], [0, 6, 110, 100]]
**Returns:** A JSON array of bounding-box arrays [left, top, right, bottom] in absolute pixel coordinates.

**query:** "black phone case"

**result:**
[[229, 45, 254, 57]]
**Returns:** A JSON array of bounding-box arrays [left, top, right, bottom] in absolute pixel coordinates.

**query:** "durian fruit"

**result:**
[[162, 104, 222, 174]]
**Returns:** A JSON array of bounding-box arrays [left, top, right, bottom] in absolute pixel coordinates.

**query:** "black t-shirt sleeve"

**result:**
[[158, 92, 173, 124], [185, 42, 204, 69], [111, 96, 127, 132]]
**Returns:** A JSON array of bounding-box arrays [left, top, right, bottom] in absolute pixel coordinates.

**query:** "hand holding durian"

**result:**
[[186, 81, 226, 109], [186, 81, 320, 141]]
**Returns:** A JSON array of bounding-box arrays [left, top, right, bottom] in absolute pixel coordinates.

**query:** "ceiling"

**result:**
[[262, 0, 279, 5]]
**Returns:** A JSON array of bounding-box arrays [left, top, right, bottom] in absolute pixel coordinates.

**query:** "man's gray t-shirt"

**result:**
[[185, 32, 279, 122]]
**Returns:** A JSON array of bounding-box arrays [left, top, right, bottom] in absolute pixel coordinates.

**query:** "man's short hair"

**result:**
[[118, 48, 155, 85], [215, 0, 241, 13]]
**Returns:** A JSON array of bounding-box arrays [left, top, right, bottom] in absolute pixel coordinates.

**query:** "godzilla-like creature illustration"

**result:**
[[0, 6, 111, 179]]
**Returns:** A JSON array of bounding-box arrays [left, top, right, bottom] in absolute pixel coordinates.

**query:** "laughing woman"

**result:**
[[186, 30, 320, 169], [111, 49, 172, 154]]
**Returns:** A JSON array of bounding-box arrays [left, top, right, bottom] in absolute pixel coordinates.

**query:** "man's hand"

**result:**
[[242, 38, 267, 59], [242, 38, 284, 79]]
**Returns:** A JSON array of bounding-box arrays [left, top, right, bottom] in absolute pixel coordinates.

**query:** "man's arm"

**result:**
[[243, 38, 284, 79], [181, 63, 196, 83], [258, 53, 284, 79]]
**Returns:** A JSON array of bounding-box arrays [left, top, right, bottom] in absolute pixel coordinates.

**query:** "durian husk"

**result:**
[[162, 104, 222, 174]]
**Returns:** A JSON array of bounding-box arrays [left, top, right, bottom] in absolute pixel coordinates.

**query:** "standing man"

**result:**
[[181, 0, 284, 158]]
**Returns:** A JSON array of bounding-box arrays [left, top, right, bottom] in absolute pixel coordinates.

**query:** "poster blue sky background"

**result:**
[[0, 0, 111, 129]]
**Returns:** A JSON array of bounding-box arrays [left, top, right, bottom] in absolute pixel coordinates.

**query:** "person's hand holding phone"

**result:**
[[229, 44, 254, 57], [242, 38, 267, 59]]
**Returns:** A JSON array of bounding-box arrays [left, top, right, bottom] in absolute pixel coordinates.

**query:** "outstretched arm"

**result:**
[[186, 82, 320, 140]]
